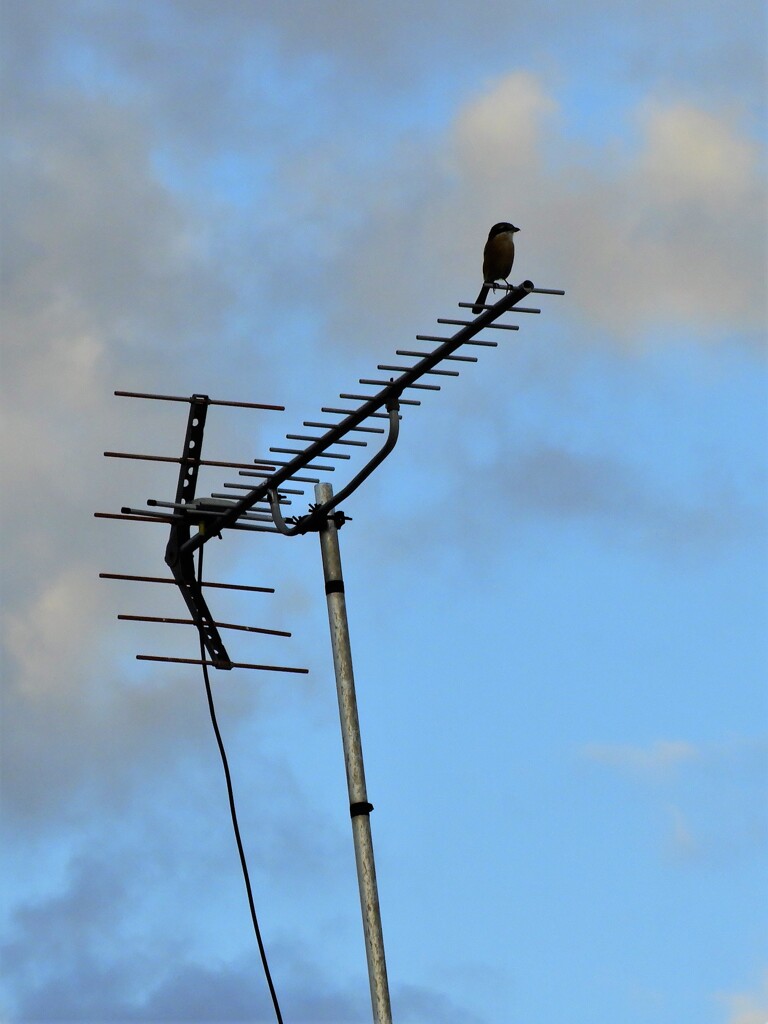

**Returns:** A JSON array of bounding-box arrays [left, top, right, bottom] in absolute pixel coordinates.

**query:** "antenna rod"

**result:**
[[314, 482, 392, 1023]]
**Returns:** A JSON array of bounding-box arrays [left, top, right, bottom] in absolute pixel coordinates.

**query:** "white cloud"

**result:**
[[583, 739, 699, 776], [583, 736, 768, 867], [326, 70, 766, 349], [3, 567, 101, 699], [717, 972, 768, 1024], [454, 70, 558, 182], [665, 803, 698, 860], [455, 77, 766, 337], [638, 101, 757, 205]]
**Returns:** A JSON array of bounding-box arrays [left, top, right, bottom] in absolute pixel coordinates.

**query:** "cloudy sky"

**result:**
[[1, 1, 766, 1022]]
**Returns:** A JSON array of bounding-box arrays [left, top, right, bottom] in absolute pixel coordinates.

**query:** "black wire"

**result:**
[[197, 545, 284, 1024]]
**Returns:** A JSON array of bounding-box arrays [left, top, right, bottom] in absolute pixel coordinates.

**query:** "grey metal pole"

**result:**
[[314, 482, 392, 1024]]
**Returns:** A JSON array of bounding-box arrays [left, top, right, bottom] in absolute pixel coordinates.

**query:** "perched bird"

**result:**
[[472, 222, 520, 314]]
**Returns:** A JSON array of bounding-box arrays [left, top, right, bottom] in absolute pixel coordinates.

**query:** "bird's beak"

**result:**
[[514, 226, 520, 232]]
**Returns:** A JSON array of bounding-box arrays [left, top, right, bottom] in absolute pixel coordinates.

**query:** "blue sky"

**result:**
[[1, 2, 766, 1022]]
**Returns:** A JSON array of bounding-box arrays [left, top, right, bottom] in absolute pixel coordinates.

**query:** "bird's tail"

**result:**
[[472, 284, 490, 315]]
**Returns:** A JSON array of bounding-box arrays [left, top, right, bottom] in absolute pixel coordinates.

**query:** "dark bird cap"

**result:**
[[488, 222, 520, 237]]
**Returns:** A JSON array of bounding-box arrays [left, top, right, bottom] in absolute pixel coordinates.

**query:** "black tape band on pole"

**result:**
[[350, 802, 374, 818]]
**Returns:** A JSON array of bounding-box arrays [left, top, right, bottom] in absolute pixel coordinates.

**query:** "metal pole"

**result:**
[[315, 482, 392, 1024]]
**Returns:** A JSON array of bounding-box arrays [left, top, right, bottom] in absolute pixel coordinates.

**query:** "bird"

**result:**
[[472, 222, 520, 314]]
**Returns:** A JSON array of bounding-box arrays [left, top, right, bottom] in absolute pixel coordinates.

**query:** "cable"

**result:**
[[197, 545, 284, 1024]]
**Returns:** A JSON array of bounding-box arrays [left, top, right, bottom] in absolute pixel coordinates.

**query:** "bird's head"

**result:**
[[489, 222, 520, 238]]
